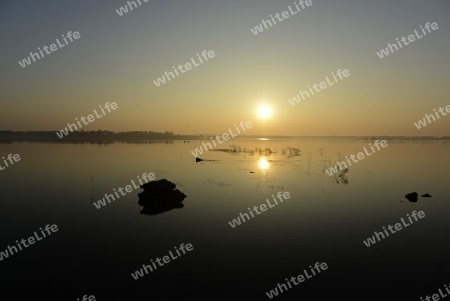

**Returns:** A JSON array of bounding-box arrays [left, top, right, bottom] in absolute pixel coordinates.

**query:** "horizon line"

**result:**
[[0, 130, 449, 138]]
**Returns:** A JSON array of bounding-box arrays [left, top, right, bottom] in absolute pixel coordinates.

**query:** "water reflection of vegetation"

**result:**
[[203, 177, 231, 187], [212, 144, 351, 190], [213, 145, 301, 159]]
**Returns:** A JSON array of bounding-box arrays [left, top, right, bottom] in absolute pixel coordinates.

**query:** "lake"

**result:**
[[0, 139, 449, 300]]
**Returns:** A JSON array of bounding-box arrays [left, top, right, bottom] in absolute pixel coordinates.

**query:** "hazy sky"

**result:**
[[1, 0, 449, 136]]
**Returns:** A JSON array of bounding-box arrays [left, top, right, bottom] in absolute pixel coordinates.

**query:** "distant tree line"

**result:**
[[0, 131, 448, 144], [0, 130, 199, 144]]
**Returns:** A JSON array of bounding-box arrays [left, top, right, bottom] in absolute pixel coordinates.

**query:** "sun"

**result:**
[[257, 105, 271, 119]]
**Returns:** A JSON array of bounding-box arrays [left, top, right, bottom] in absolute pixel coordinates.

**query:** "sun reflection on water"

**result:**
[[258, 157, 270, 170]]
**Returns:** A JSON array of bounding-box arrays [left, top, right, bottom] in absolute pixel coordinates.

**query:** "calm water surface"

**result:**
[[0, 139, 449, 300]]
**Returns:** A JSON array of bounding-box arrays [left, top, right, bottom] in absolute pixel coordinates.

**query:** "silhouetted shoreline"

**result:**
[[0, 130, 449, 144], [0, 130, 197, 144]]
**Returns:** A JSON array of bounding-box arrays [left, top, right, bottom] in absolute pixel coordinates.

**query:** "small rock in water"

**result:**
[[405, 192, 418, 202], [421, 193, 432, 197]]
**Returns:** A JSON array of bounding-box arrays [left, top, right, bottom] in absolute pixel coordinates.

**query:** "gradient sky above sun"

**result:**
[[0, 0, 449, 136]]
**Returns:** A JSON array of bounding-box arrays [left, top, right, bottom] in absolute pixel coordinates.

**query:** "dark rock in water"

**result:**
[[195, 157, 203, 162], [140, 179, 176, 191], [249, 171, 255, 173], [137, 179, 186, 216], [138, 189, 186, 206], [140, 198, 185, 216], [421, 193, 432, 197], [405, 192, 418, 202]]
